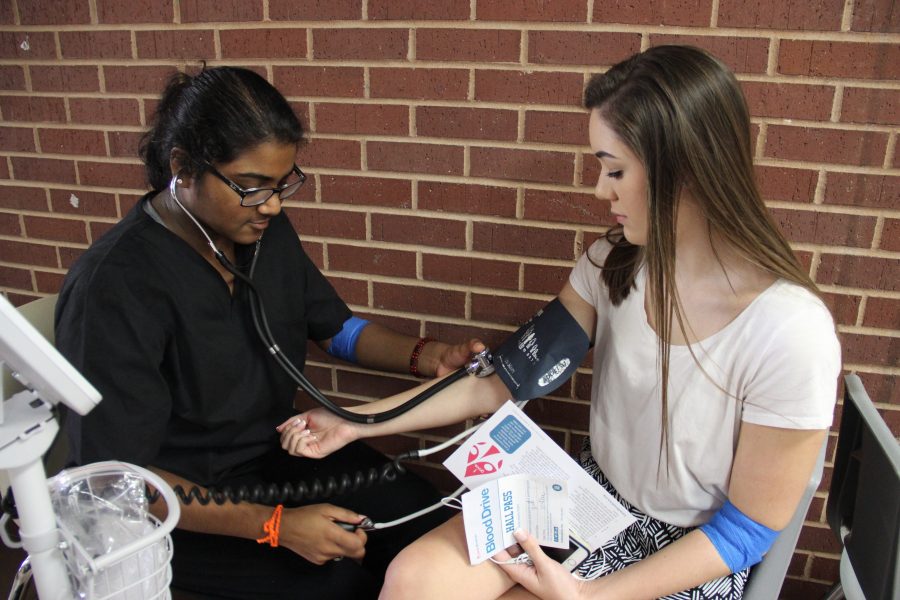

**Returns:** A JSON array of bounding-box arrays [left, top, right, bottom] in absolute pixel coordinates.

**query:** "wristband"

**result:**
[[256, 504, 284, 548], [409, 337, 434, 377]]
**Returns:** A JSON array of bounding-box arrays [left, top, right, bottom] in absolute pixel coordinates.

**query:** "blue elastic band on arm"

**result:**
[[699, 500, 780, 573], [326, 316, 370, 363]]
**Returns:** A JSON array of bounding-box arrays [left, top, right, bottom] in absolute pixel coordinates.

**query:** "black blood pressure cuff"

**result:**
[[492, 298, 591, 401]]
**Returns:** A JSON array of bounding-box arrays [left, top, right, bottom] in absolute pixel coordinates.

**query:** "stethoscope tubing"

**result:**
[[168, 174, 470, 425]]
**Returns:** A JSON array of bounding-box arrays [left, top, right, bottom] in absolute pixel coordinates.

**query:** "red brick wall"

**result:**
[[0, 1, 897, 596]]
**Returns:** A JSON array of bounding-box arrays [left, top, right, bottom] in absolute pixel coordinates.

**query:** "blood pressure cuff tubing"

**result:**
[[699, 500, 780, 573], [492, 298, 590, 402], [326, 316, 370, 363]]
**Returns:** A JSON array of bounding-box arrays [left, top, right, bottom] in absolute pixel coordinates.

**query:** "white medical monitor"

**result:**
[[0, 294, 100, 415]]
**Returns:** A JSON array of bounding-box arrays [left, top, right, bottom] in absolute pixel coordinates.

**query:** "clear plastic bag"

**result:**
[[47, 464, 173, 599]]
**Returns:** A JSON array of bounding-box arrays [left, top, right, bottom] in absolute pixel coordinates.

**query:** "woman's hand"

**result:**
[[276, 407, 359, 459], [278, 504, 368, 564], [431, 338, 486, 377], [495, 530, 587, 600]]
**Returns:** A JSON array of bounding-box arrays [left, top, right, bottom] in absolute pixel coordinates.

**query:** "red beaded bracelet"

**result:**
[[409, 337, 434, 377]]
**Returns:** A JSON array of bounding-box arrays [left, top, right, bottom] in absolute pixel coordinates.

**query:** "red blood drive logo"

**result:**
[[464, 441, 503, 477]]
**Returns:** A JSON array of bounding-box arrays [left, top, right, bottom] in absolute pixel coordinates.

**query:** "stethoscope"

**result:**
[[166, 174, 496, 425], [164, 174, 503, 528]]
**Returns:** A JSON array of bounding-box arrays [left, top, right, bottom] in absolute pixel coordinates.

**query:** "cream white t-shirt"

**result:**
[[569, 240, 841, 527]]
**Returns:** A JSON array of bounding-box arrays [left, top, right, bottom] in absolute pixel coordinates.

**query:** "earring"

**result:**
[[176, 178, 183, 184]]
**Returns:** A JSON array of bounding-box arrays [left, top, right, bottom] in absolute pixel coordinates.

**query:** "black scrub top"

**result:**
[[56, 195, 351, 486]]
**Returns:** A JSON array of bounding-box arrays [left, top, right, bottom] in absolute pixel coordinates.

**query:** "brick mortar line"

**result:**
[[1, 176, 897, 216], [884, 133, 897, 170], [6, 76, 900, 107], [808, 248, 822, 281], [6, 60, 900, 90], [4, 253, 898, 301], [0, 262, 68, 275], [321, 267, 900, 300], [855, 296, 868, 327], [0, 122, 151, 133], [871, 215, 885, 251], [796, 244, 900, 259], [0, 236, 93, 250], [766, 38, 778, 76], [812, 169, 827, 205], [0, 146, 151, 159], [208, 125, 900, 158], [321, 272, 562, 296], [801, 550, 841, 562], [518, 29, 527, 65], [341, 117, 899, 135], [843, 364, 900, 376], [838, 325, 900, 338], [815, 284, 900, 300], [754, 121, 768, 160], [830, 83, 844, 123], [4, 22, 899, 42], [124, 30, 136, 61], [753, 159, 898, 174], [840, 0, 856, 31], [308, 238, 580, 266], [763, 201, 900, 218], [2, 116, 898, 142], [302, 118, 900, 146], [284, 208, 608, 233]]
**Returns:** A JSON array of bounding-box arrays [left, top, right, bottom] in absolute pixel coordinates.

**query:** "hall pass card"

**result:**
[[461, 474, 568, 564]]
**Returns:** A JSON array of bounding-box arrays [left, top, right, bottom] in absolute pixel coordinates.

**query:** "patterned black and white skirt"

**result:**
[[577, 440, 748, 599]]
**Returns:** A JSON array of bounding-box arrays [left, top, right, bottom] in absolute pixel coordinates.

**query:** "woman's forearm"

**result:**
[[345, 371, 510, 439], [586, 529, 730, 599]]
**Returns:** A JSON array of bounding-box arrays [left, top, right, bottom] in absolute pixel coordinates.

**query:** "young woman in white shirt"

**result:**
[[279, 45, 841, 599]]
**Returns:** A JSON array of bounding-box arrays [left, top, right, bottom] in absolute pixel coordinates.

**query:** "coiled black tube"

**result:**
[[148, 453, 411, 506]]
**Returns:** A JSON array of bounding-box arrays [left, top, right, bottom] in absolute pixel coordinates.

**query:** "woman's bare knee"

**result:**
[[379, 515, 514, 600]]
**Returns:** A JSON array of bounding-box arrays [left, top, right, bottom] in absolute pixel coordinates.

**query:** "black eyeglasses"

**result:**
[[205, 163, 307, 207]]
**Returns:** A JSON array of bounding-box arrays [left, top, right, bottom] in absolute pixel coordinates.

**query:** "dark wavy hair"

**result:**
[[139, 66, 303, 190]]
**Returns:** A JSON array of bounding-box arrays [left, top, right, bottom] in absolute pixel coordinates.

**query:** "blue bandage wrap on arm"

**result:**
[[699, 500, 780, 573], [326, 316, 370, 363]]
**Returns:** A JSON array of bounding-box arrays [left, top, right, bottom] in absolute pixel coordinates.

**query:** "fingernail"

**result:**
[[301, 429, 311, 436], [513, 530, 526, 542], [294, 418, 306, 428]]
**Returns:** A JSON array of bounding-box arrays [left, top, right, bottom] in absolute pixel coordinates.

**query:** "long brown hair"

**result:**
[[583, 45, 819, 456]]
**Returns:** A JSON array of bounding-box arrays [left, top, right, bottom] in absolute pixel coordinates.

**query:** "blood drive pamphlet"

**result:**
[[444, 400, 636, 564]]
